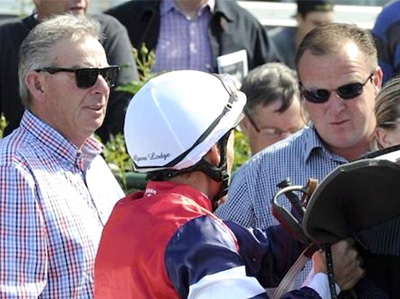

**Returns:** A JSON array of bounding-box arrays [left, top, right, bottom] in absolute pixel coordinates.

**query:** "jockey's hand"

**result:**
[[312, 239, 364, 291]]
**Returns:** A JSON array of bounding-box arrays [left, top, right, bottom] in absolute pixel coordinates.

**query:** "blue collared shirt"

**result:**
[[217, 126, 350, 228], [153, 0, 214, 73], [216, 125, 352, 287], [0, 110, 124, 298]]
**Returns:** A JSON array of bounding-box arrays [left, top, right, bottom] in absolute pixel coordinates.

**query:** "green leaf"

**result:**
[[0, 114, 8, 139]]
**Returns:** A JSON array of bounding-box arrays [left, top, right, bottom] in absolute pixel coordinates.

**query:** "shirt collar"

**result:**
[[23, 14, 39, 30], [161, 0, 215, 17], [303, 124, 354, 163], [303, 125, 330, 162], [213, 0, 234, 22], [20, 110, 103, 171], [207, 0, 215, 12]]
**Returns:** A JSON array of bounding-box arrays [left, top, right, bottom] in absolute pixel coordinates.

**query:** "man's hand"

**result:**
[[312, 239, 364, 290]]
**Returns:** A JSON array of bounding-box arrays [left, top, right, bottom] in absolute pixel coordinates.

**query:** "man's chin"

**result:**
[[69, 9, 86, 16], [86, 118, 105, 134]]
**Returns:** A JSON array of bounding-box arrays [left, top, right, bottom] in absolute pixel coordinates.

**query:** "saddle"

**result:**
[[272, 144, 400, 298]]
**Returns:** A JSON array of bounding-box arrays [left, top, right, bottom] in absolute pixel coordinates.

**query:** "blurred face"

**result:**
[[241, 96, 306, 155], [173, 0, 208, 12], [31, 36, 110, 147], [375, 119, 400, 149], [297, 11, 335, 42], [34, 0, 89, 19], [298, 42, 382, 160]]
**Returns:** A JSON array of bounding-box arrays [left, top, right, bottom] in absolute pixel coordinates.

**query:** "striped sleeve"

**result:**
[[0, 165, 47, 297]]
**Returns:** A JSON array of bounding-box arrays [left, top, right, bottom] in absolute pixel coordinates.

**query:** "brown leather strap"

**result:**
[[271, 243, 319, 299]]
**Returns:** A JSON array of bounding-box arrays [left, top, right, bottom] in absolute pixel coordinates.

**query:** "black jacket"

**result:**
[[0, 14, 138, 142], [105, 0, 280, 72]]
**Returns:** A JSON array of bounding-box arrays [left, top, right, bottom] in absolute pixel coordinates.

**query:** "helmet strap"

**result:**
[[147, 131, 232, 211], [194, 131, 231, 211]]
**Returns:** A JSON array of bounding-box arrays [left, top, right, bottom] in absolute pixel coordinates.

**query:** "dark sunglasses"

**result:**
[[35, 66, 120, 89], [299, 73, 374, 104]]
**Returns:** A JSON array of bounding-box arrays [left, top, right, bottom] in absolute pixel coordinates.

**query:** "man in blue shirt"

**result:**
[[217, 22, 382, 290]]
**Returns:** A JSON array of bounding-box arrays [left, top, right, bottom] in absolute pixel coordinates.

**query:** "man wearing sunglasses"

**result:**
[[0, 0, 138, 143], [217, 22, 382, 292], [0, 15, 124, 298]]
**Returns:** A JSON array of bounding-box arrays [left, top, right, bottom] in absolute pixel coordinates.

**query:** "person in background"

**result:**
[[240, 62, 307, 155], [0, 15, 124, 298], [104, 0, 280, 74], [373, 76, 400, 149], [217, 22, 382, 290], [371, 0, 400, 84], [268, 0, 335, 70], [94, 70, 363, 299], [0, 0, 139, 143]]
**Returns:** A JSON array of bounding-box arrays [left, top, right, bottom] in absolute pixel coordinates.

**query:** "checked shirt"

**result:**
[[0, 110, 124, 298]]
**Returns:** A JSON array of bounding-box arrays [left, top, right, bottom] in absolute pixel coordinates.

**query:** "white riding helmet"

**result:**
[[124, 70, 246, 173]]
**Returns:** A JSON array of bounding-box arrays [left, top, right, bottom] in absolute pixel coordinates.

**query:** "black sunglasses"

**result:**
[[300, 73, 374, 104], [35, 66, 120, 89]]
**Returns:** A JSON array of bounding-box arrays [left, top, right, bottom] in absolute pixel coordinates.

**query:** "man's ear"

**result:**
[[375, 127, 392, 148], [204, 144, 221, 166], [295, 14, 305, 25], [25, 71, 45, 102], [373, 67, 384, 93]]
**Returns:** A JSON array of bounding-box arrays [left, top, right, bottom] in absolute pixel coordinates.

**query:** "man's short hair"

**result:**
[[18, 14, 102, 108], [295, 23, 378, 75], [240, 62, 299, 115], [296, 0, 334, 18]]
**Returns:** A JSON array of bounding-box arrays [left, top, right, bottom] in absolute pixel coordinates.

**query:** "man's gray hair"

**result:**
[[18, 14, 102, 108], [241, 62, 299, 115]]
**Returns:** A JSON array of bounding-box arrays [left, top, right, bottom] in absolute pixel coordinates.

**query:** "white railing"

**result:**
[[238, 1, 382, 29]]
